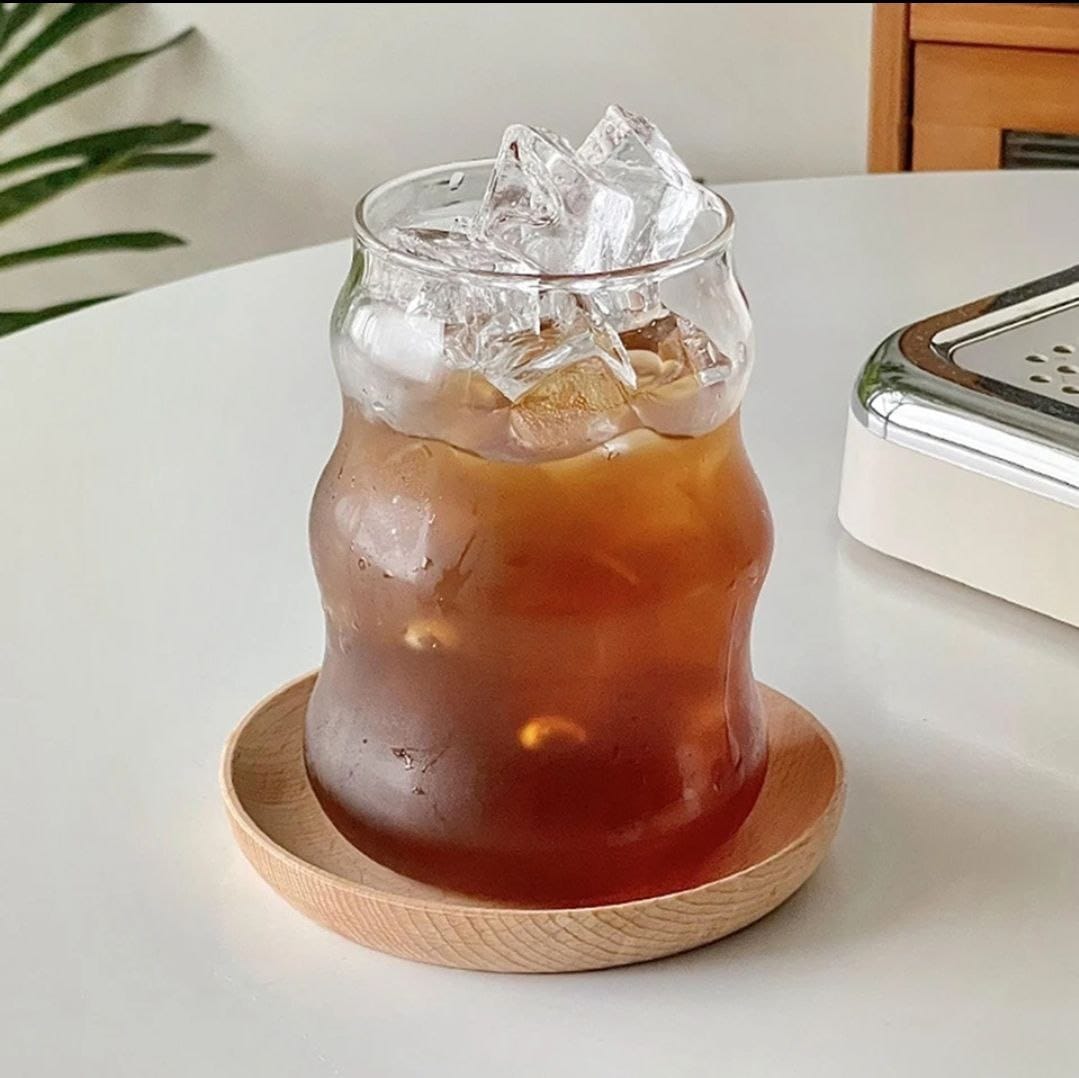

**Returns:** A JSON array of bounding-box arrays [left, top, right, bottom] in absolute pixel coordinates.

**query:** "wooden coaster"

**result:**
[[222, 673, 844, 973]]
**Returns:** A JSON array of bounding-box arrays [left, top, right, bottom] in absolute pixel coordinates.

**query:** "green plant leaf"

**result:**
[[0, 161, 100, 224], [0, 230, 184, 271], [0, 3, 45, 53], [0, 148, 139, 225], [0, 3, 123, 88], [0, 294, 119, 337], [117, 150, 213, 171], [0, 122, 212, 224], [0, 8, 211, 333], [0, 120, 210, 177], [0, 26, 195, 137]]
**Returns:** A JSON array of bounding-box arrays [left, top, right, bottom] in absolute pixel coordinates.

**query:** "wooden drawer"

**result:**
[[910, 3, 1079, 51], [913, 42, 1079, 170], [868, 2, 1079, 172]]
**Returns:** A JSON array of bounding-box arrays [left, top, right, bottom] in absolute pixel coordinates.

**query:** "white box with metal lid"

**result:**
[[839, 266, 1079, 627]]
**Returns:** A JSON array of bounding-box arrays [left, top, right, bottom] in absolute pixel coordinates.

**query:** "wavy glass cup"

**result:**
[[305, 162, 772, 908]]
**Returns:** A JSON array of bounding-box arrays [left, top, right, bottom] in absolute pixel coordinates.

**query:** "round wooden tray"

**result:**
[[221, 673, 844, 973]]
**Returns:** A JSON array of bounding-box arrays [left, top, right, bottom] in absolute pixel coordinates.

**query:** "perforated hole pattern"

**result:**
[[1027, 343, 1079, 390], [1026, 345, 1077, 390], [952, 304, 1079, 406]]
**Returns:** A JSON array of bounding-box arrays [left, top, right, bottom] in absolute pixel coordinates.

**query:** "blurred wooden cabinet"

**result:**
[[868, 3, 1079, 170]]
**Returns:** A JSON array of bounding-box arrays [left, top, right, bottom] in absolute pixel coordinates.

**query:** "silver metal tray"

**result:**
[[852, 265, 1079, 508]]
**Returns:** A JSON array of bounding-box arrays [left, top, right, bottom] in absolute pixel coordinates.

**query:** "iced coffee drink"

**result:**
[[306, 108, 772, 907]]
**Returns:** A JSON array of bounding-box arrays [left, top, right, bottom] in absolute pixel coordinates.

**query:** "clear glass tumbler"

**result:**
[[305, 162, 772, 907]]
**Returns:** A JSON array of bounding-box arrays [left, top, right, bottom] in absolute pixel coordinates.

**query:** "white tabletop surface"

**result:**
[[2, 171, 1078, 1077]]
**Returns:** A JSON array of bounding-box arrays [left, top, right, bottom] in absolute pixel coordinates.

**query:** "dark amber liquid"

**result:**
[[306, 402, 772, 907]]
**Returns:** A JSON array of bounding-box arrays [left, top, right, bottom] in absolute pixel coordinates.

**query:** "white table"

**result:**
[[2, 171, 1078, 1077]]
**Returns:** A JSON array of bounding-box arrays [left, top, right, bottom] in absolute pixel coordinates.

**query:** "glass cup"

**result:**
[[305, 162, 772, 907]]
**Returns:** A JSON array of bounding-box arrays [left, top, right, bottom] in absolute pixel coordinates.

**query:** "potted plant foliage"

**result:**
[[0, 2, 212, 335]]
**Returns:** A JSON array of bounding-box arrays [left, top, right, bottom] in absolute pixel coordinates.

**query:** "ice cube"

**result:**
[[577, 300, 636, 388], [372, 228, 537, 328], [345, 301, 444, 384], [508, 357, 631, 458], [362, 233, 544, 382], [619, 310, 732, 385], [619, 309, 681, 355], [479, 300, 636, 401], [676, 316, 734, 386], [625, 348, 663, 385], [384, 227, 535, 273], [579, 105, 703, 264], [627, 314, 737, 436], [588, 285, 665, 334], [332, 281, 455, 434], [472, 124, 636, 274]]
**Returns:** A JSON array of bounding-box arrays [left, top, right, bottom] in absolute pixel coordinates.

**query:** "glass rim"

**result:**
[[352, 158, 735, 289]]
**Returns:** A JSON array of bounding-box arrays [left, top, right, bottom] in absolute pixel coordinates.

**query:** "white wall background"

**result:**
[[1, 3, 872, 307]]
